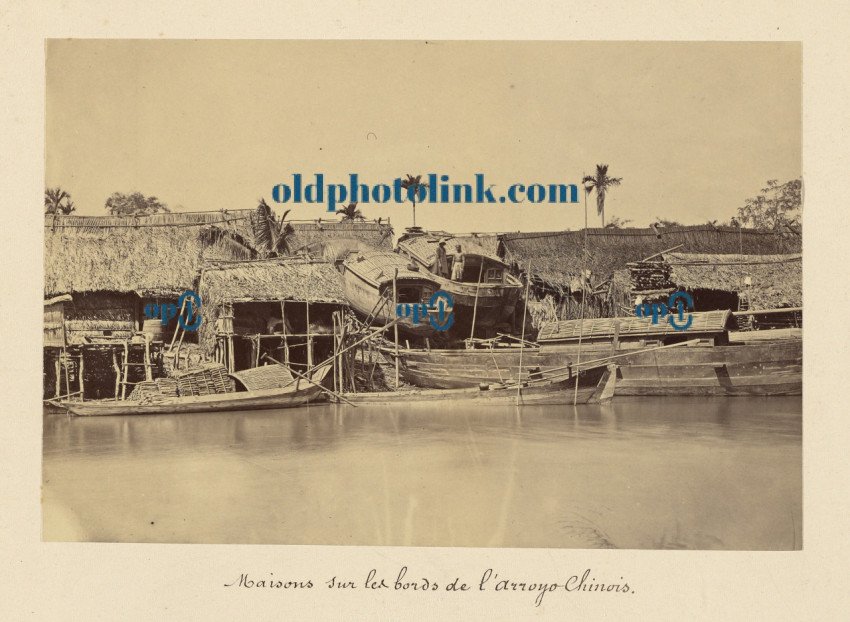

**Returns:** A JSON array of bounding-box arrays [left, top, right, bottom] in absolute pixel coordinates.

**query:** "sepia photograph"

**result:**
[[42, 40, 801, 550]]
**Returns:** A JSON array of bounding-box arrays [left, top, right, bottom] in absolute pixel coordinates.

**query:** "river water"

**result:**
[[42, 397, 801, 550]]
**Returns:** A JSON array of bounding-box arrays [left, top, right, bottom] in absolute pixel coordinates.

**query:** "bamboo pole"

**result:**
[[516, 261, 532, 405], [393, 268, 400, 389], [469, 260, 485, 341], [574, 180, 589, 406], [731, 306, 803, 316]]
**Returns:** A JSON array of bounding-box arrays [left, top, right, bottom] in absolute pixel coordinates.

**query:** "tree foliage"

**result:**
[[105, 192, 170, 216], [45, 187, 76, 215], [400, 174, 429, 227], [199, 198, 292, 259], [336, 201, 364, 221], [737, 179, 802, 229], [582, 164, 622, 227], [603, 216, 632, 229]]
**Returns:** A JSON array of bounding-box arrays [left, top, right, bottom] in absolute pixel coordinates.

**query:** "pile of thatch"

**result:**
[[498, 225, 802, 290], [662, 252, 802, 310]]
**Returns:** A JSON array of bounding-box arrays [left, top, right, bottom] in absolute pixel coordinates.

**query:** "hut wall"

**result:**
[[64, 292, 138, 342], [43, 301, 66, 347]]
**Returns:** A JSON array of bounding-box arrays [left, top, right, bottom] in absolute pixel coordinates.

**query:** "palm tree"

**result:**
[[400, 174, 429, 227], [44, 187, 76, 215], [200, 198, 292, 259], [336, 201, 364, 221], [582, 164, 622, 227], [249, 198, 293, 257]]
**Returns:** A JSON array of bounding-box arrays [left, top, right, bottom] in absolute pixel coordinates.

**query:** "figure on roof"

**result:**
[[450, 244, 465, 281], [431, 238, 449, 278]]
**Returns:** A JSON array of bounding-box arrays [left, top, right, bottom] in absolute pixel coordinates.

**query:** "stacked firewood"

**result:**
[[628, 261, 673, 293]]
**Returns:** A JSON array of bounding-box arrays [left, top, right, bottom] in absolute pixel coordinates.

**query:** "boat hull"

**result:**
[[426, 274, 521, 328], [63, 367, 331, 416], [345, 366, 609, 405], [385, 338, 801, 396], [342, 266, 438, 337]]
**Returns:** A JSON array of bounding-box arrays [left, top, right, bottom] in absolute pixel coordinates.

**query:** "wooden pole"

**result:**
[[306, 266, 313, 372], [281, 300, 290, 366], [469, 260, 485, 341], [54, 356, 61, 399], [112, 348, 120, 400], [62, 347, 71, 399], [638, 244, 684, 264], [78, 352, 85, 401], [393, 268, 400, 389], [516, 261, 532, 405], [332, 312, 338, 395]]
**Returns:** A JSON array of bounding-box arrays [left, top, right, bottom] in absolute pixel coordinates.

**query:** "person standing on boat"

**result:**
[[432, 238, 449, 278], [450, 243, 465, 281]]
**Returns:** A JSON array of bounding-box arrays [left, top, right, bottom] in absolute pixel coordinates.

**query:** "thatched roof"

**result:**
[[44, 211, 256, 297], [288, 220, 394, 252], [498, 225, 802, 290], [198, 258, 346, 305], [44, 211, 392, 297], [663, 252, 802, 310], [397, 232, 506, 268]]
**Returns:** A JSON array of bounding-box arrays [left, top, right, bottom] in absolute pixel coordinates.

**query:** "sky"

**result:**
[[46, 40, 801, 233]]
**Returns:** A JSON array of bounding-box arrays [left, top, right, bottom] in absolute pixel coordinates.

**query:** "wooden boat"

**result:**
[[61, 364, 331, 416], [396, 232, 522, 331], [345, 363, 615, 405], [384, 310, 802, 396], [342, 250, 444, 337]]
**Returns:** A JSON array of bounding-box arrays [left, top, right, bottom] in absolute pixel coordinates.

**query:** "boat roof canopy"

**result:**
[[398, 233, 508, 268], [537, 309, 734, 343], [344, 251, 440, 287]]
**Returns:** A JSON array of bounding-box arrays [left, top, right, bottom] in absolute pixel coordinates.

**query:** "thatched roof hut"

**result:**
[[198, 258, 346, 305], [498, 225, 802, 291], [196, 257, 347, 354], [662, 252, 801, 311]]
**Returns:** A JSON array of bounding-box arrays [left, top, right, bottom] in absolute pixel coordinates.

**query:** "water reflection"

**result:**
[[43, 397, 801, 549]]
